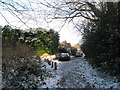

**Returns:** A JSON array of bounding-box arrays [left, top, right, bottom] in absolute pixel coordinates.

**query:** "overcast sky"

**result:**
[[0, 0, 83, 45]]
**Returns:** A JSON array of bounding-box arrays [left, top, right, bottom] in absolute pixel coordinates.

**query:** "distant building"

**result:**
[[60, 40, 71, 48]]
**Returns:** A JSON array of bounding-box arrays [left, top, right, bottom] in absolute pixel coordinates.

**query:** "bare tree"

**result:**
[[0, 0, 47, 28], [42, 0, 119, 33], [0, 0, 118, 29]]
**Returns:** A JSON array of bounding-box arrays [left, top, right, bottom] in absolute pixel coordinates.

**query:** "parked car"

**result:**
[[75, 51, 83, 57], [58, 53, 70, 61]]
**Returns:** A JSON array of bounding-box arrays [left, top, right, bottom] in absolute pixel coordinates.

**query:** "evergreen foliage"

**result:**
[[81, 2, 120, 76], [2, 25, 59, 88], [2, 26, 59, 55]]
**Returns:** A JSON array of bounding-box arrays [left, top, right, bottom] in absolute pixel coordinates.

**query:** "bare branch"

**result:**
[[86, 2, 103, 18]]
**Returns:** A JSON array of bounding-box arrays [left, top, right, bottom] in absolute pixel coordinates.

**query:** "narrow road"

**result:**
[[42, 56, 120, 88], [56, 57, 92, 88]]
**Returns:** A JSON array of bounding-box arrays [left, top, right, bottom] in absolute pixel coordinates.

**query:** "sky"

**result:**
[[0, 0, 83, 45], [0, 11, 83, 45]]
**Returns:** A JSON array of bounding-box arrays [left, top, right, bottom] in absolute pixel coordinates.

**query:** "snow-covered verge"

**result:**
[[2, 56, 120, 89], [2, 57, 52, 89], [73, 58, 119, 88], [39, 61, 61, 88], [40, 57, 120, 88]]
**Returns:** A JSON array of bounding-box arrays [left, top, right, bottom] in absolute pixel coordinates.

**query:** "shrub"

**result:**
[[2, 40, 47, 89]]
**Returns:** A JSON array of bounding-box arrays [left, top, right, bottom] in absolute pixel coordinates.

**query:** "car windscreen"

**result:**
[[76, 52, 80, 54], [60, 53, 69, 56]]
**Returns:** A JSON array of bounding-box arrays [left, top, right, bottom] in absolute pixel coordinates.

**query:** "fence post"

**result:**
[[44, 58, 46, 62], [54, 62, 57, 70], [51, 61, 54, 68], [48, 60, 51, 65]]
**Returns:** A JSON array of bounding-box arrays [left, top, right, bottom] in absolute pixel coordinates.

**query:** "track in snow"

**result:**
[[41, 57, 120, 88]]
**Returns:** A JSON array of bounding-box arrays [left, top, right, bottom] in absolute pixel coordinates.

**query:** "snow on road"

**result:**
[[41, 57, 120, 88]]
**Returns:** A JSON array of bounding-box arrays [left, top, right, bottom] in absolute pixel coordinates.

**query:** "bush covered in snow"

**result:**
[[2, 40, 48, 89], [3, 57, 46, 89]]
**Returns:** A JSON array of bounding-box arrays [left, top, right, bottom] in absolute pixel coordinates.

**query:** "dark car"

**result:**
[[59, 53, 70, 61], [75, 51, 83, 57]]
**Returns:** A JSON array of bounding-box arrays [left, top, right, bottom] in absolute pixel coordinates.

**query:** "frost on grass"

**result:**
[[3, 56, 120, 89], [2, 57, 51, 89], [52, 58, 120, 88], [39, 61, 61, 88]]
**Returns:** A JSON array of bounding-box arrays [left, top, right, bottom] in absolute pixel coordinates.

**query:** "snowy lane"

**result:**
[[56, 57, 93, 88], [55, 58, 85, 88], [41, 57, 120, 88], [56, 57, 120, 88]]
